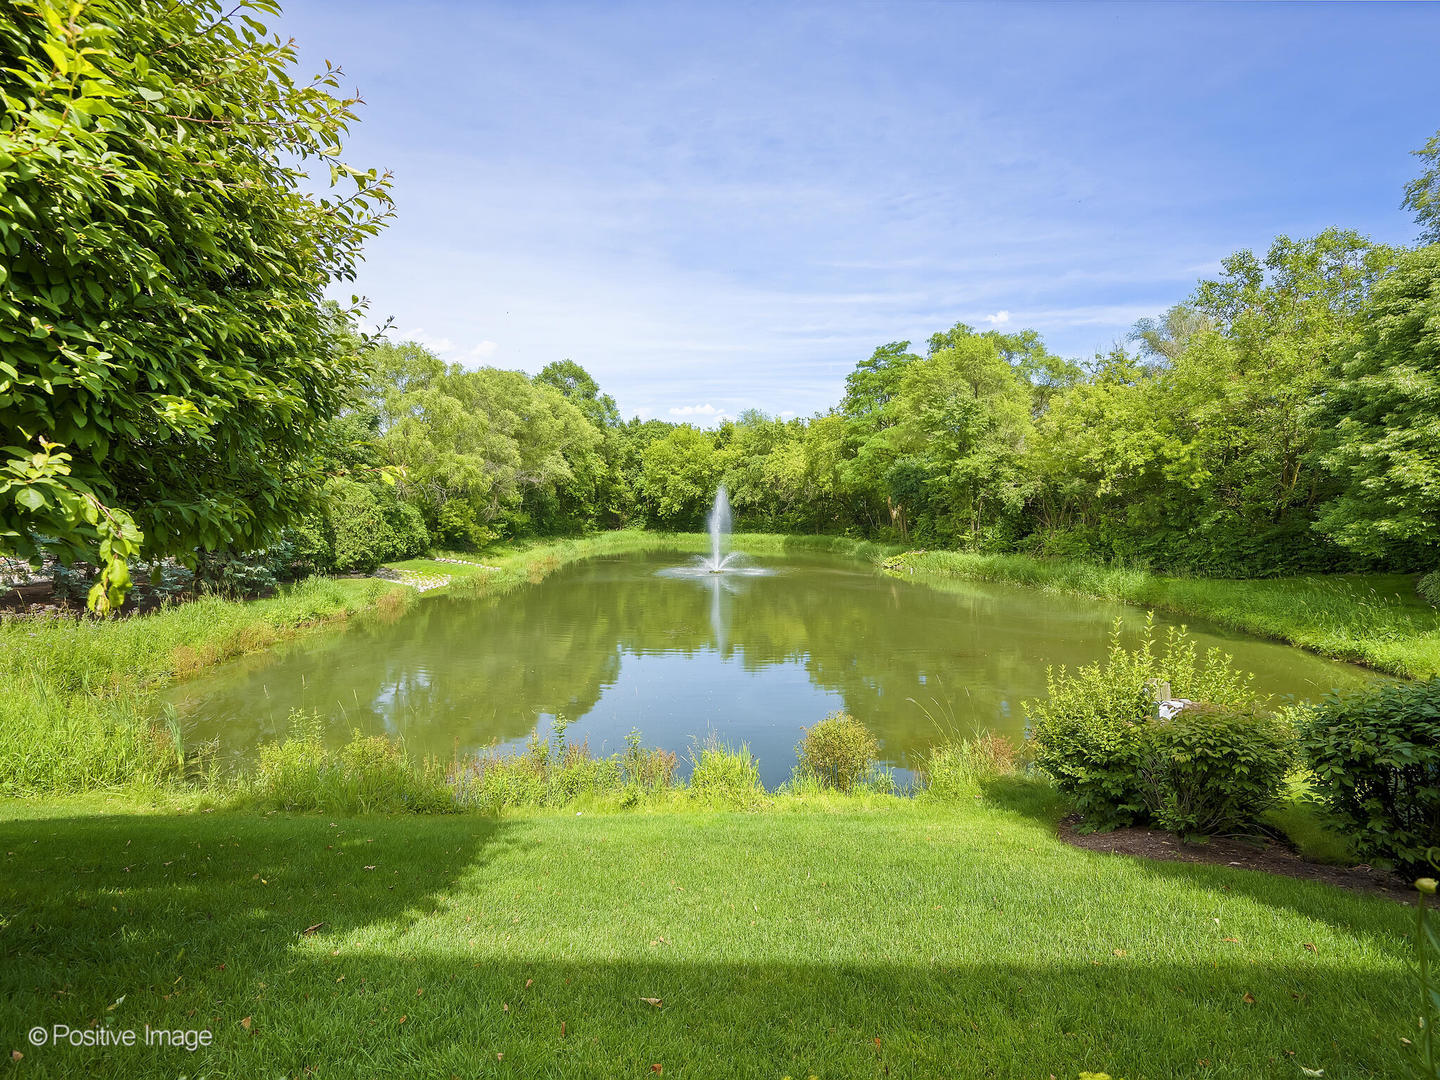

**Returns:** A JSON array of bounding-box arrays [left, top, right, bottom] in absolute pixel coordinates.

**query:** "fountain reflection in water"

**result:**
[[657, 484, 772, 650]]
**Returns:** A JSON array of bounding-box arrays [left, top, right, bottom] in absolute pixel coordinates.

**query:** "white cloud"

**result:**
[[400, 329, 499, 365], [401, 327, 456, 355], [983, 310, 1011, 325], [1011, 303, 1158, 328], [669, 403, 725, 417]]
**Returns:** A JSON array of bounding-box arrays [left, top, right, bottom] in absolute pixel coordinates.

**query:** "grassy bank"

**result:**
[[0, 530, 886, 798], [0, 795, 1414, 1080], [0, 577, 414, 796], [887, 549, 1440, 679]]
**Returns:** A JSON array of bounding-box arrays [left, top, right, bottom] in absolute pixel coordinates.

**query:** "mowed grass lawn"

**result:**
[[0, 797, 1413, 1080]]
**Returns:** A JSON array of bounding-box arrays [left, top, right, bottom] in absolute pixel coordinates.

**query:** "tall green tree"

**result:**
[[636, 425, 723, 528], [365, 342, 601, 546], [1129, 304, 1214, 363], [1029, 351, 1190, 546], [0, 0, 392, 609], [1316, 245, 1440, 566], [841, 341, 918, 423], [890, 325, 1034, 544], [1029, 232, 1396, 572], [536, 359, 620, 428], [839, 342, 919, 533], [534, 359, 625, 527], [1403, 127, 1440, 245]]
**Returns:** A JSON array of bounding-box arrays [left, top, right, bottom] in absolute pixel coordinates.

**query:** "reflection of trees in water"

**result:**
[[173, 553, 1377, 767], [703, 569, 1096, 764]]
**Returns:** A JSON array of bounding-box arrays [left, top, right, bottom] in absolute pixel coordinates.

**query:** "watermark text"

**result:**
[[28, 1024, 213, 1052]]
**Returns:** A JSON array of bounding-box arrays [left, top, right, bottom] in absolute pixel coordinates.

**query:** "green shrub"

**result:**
[[192, 545, 294, 596], [688, 738, 764, 806], [1300, 678, 1440, 872], [434, 500, 500, 552], [288, 514, 335, 574], [53, 545, 297, 605], [796, 712, 879, 791], [1026, 616, 1261, 831], [919, 734, 1018, 800], [392, 502, 430, 558], [324, 479, 430, 573], [1137, 705, 1294, 836], [329, 481, 389, 573], [1420, 571, 1440, 608]]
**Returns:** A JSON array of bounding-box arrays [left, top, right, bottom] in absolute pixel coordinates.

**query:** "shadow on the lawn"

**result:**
[[0, 811, 515, 995], [0, 811, 1412, 1079], [977, 772, 1410, 929]]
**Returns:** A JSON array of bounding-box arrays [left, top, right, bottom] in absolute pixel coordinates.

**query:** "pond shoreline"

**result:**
[[883, 548, 1437, 679], [1, 529, 1424, 805], [398, 533, 1434, 679], [166, 544, 1377, 793]]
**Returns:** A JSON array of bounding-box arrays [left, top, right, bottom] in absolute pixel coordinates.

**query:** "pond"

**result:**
[[164, 550, 1382, 787]]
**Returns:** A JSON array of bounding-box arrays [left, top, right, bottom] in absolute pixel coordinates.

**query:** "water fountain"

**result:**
[[657, 484, 771, 584], [702, 484, 737, 572]]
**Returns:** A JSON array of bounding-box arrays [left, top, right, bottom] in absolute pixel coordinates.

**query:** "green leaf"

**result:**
[[14, 486, 46, 511]]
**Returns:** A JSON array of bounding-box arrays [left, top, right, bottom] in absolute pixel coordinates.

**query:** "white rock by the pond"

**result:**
[[371, 568, 451, 592], [433, 556, 501, 571], [1157, 699, 1199, 721]]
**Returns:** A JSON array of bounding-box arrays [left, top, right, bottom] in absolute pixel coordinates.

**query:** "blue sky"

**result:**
[[275, 1, 1439, 423]]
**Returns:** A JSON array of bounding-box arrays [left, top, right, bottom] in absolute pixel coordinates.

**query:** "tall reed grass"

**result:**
[[252, 710, 453, 814], [239, 721, 1023, 816], [888, 550, 1440, 678], [0, 577, 412, 797]]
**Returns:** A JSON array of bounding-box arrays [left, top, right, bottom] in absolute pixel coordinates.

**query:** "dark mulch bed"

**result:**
[[0, 581, 181, 617], [0, 582, 62, 613], [0, 580, 293, 618], [1058, 817, 1414, 902]]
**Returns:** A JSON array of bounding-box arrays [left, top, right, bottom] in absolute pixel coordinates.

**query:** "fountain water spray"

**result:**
[[705, 484, 734, 572], [658, 484, 769, 581]]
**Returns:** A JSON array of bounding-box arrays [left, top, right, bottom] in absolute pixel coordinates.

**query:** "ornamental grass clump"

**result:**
[[687, 737, 765, 807], [1420, 571, 1440, 608], [918, 733, 1018, 801], [622, 728, 678, 793], [1024, 615, 1286, 834], [795, 712, 880, 792], [254, 711, 452, 814]]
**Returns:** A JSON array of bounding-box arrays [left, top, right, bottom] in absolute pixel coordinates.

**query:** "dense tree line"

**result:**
[[321, 215, 1438, 580], [2, 0, 1436, 602]]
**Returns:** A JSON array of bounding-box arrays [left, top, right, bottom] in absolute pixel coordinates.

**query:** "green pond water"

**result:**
[[165, 551, 1381, 787]]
